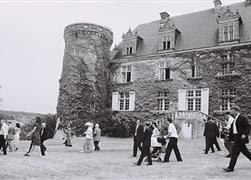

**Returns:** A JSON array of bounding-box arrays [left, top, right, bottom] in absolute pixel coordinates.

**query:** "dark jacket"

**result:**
[[134, 124, 144, 143], [141, 126, 153, 147], [203, 120, 218, 138], [229, 115, 250, 144]]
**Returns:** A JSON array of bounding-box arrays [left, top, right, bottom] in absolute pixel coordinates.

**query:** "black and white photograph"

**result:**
[[0, 0, 251, 179]]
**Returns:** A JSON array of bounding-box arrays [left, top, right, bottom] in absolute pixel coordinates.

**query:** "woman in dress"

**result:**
[[150, 122, 162, 160], [83, 123, 93, 152], [63, 121, 72, 147], [24, 117, 42, 156], [13, 123, 21, 151]]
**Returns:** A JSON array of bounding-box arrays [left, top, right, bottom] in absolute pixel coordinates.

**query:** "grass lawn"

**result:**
[[0, 136, 250, 180]]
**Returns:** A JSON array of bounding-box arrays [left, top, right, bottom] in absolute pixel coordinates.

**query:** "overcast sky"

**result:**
[[0, 0, 241, 114]]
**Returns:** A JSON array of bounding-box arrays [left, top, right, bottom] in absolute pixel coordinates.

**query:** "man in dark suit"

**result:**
[[40, 123, 49, 156], [223, 105, 251, 172], [204, 118, 219, 154], [133, 120, 144, 157], [135, 122, 153, 166]]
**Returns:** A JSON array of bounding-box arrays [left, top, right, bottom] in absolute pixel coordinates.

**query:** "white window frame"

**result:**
[[221, 89, 236, 111], [119, 92, 130, 111], [157, 92, 169, 111], [159, 61, 171, 80], [121, 65, 131, 83], [186, 89, 201, 111]]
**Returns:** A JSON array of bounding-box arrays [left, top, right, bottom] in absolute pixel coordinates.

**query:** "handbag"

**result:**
[[157, 136, 166, 145]]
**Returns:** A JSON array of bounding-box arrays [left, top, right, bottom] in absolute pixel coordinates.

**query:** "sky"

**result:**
[[0, 0, 242, 114]]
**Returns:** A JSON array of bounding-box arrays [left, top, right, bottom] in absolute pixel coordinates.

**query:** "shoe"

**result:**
[[178, 160, 182, 162], [24, 153, 30, 156], [147, 163, 152, 165], [225, 154, 231, 158], [134, 162, 141, 166], [204, 152, 208, 154], [223, 168, 234, 172], [163, 160, 169, 163], [41, 154, 45, 156], [132, 155, 136, 157], [157, 157, 162, 162]]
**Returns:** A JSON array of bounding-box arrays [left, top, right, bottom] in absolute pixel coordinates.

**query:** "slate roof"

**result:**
[[113, 1, 251, 59]]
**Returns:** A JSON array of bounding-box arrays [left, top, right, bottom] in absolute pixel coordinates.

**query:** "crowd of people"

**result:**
[[132, 104, 251, 173], [0, 117, 102, 156], [134, 117, 182, 166], [0, 104, 250, 173], [0, 120, 21, 154]]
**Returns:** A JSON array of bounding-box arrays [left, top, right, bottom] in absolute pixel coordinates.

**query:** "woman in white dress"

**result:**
[[13, 123, 21, 151], [150, 122, 162, 160]]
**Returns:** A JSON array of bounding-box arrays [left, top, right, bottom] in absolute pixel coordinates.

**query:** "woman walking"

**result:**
[[24, 117, 42, 156], [14, 123, 21, 151]]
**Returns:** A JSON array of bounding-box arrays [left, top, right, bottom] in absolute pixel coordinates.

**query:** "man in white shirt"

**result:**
[[223, 111, 235, 158], [163, 117, 182, 162], [0, 119, 9, 155]]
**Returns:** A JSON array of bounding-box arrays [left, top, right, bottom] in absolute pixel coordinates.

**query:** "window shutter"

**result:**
[[178, 89, 187, 111], [201, 88, 209, 115], [129, 91, 136, 111], [112, 92, 119, 111]]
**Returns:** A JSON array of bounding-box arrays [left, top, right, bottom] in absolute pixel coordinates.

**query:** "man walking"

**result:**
[[135, 122, 153, 166], [133, 120, 144, 157], [163, 117, 182, 162], [204, 118, 219, 154], [223, 105, 251, 172]]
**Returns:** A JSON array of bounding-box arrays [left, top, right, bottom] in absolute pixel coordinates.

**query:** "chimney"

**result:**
[[214, 0, 222, 13], [160, 12, 170, 21]]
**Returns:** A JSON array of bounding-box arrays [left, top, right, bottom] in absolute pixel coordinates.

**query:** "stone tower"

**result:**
[[57, 23, 113, 134]]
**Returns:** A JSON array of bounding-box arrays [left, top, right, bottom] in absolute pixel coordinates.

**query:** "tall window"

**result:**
[[186, 90, 201, 111], [221, 54, 235, 75], [126, 44, 133, 55], [223, 25, 235, 42], [191, 60, 197, 78], [221, 89, 236, 111], [121, 65, 131, 82], [157, 92, 169, 110], [162, 41, 170, 50], [159, 61, 171, 80], [119, 92, 130, 110]]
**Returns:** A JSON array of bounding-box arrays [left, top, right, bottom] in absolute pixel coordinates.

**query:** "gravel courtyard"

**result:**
[[0, 137, 250, 180]]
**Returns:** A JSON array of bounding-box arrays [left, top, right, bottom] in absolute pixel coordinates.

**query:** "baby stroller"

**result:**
[[150, 136, 167, 162]]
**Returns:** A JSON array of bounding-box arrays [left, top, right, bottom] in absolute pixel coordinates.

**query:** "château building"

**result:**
[[109, 0, 251, 138], [58, 0, 251, 138]]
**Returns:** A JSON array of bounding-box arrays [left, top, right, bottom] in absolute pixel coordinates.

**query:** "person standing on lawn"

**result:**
[[135, 122, 153, 166], [0, 119, 9, 155], [93, 123, 101, 151], [40, 122, 49, 156], [133, 120, 144, 157], [203, 118, 219, 154], [223, 105, 251, 172], [163, 117, 182, 162]]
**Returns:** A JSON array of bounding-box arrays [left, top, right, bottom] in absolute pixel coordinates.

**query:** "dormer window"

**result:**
[[217, 7, 242, 45], [158, 12, 180, 52], [122, 28, 143, 56]]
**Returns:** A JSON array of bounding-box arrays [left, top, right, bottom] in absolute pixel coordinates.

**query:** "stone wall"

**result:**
[[57, 23, 113, 135]]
